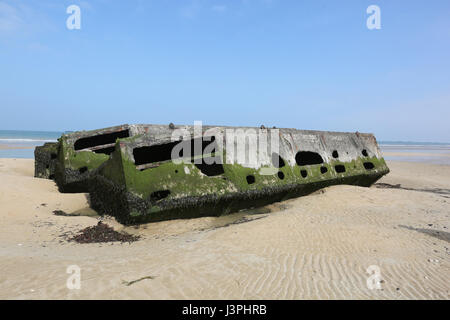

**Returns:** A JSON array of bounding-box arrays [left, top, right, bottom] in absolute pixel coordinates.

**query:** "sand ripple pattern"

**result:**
[[0, 159, 449, 299]]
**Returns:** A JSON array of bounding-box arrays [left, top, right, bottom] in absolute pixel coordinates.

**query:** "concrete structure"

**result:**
[[87, 125, 390, 225], [34, 142, 59, 179], [54, 124, 153, 192]]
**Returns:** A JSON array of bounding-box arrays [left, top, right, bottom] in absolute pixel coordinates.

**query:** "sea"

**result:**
[[379, 141, 450, 165], [1, 130, 450, 165], [0, 130, 62, 159]]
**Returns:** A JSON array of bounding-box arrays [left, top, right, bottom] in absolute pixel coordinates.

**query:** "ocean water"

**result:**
[[1, 131, 449, 165], [380, 142, 450, 165], [0, 130, 62, 159]]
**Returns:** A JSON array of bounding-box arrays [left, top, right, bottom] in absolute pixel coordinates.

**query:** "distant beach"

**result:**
[[380, 142, 450, 165], [0, 130, 61, 159]]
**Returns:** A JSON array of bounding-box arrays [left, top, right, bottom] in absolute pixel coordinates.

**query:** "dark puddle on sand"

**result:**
[[54, 207, 99, 217], [375, 183, 450, 198], [198, 207, 272, 231], [399, 225, 450, 244], [57, 202, 292, 241]]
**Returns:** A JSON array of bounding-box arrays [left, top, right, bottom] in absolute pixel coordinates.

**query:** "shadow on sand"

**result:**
[[399, 225, 450, 243]]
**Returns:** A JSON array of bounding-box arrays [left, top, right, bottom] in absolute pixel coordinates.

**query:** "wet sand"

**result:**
[[381, 144, 450, 166], [0, 144, 34, 150], [0, 158, 448, 299]]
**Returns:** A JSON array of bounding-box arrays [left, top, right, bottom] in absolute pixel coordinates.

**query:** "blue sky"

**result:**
[[0, 0, 449, 142]]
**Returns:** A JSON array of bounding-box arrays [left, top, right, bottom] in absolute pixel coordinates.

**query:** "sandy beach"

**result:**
[[0, 144, 34, 150], [0, 158, 448, 299]]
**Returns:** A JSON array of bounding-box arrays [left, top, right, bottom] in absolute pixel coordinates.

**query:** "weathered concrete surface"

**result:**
[[88, 125, 390, 224], [34, 142, 59, 179], [54, 124, 155, 192]]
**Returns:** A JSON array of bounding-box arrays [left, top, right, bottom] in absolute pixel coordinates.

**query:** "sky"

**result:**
[[0, 0, 449, 142]]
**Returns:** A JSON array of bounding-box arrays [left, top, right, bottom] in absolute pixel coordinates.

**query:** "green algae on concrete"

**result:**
[[88, 126, 390, 224], [53, 124, 132, 192], [33, 124, 389, 223], [34, 142, 59, 179], [53, 124, 154, 193]]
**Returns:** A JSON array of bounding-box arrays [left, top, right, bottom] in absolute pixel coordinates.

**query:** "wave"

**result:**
[[380, 141, 450, 146], [0, 138, 58, 143], [380, 144, 450, 148]]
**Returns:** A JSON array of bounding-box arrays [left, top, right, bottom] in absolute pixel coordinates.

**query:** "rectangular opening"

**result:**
[[134, 141, 181, 165], [133, 136, 217, 166], [93, 146, 116, 155], [195, 158, 224, 176], [74, 129, 130, 151], [150, 190, 171, 202]]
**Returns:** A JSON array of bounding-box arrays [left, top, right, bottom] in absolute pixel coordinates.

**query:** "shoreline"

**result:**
[[0, 144, 35, 150]]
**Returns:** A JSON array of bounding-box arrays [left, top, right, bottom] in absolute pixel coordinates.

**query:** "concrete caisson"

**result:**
[[87, 125, 390, 224]]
